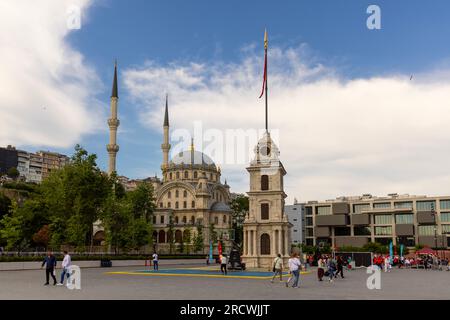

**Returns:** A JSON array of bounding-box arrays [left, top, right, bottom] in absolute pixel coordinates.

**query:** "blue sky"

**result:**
[[3, 0, 450, 201]]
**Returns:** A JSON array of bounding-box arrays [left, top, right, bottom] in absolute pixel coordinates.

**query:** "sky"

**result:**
[[1, 0, 450, 203]]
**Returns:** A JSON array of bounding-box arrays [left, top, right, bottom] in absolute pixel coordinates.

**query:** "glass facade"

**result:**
[[317, 206, 331, 216], [416, 201, 436, 211], [442, 224, 450, 234], [306, 228, 314, 237], [353, 204, 370, 214], [418, 225, 435, 236], [306, 217, 313, 226], [441, 200, 450, 210], [375, 226, 392, 236], [395, 214, 414, 224], [375, 215, 393, 225], [354, 226, 371, 236], [374, 202, 391, 209], [441, 213, 450, 223], [394, 201, 413, 209], [305, 206, 313, 215], [334, 227, 351, 236]]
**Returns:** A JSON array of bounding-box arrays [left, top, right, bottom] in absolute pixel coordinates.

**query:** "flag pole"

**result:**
[[264, 30, 268, 133]]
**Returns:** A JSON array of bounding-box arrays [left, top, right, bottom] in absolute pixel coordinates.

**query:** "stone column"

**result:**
[[271, 230, 276, 256], [253, 229, 257, 257]]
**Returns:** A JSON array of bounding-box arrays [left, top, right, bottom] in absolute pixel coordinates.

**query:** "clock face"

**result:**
[[260, 146, 271, 157]]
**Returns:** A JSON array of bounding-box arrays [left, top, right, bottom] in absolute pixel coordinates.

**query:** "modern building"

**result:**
[[15, 149, 69, 183], [304, 193, 450, 249], [0, 145, 18, 175], [285, 202, 305, 245]]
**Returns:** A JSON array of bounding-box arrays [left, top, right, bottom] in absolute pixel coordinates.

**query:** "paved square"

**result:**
[[0, 263, 449, 300]]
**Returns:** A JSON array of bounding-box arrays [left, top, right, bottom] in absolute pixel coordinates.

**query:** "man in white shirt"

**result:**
[[286, 252, 302, 288], [152, 252, 159, 271], [220, 255, 228, 275], [57, 250, 71, 286]]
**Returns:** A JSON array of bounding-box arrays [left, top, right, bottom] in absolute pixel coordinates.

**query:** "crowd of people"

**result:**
[[373, 253, 450, 271]]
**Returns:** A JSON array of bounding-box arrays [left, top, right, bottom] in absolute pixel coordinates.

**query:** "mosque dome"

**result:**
[[171, 150, 216, 167]]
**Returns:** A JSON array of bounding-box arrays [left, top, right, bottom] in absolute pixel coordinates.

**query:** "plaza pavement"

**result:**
[[0, 264, 449, 300]]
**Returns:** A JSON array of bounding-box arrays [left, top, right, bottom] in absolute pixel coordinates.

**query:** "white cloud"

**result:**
[[0, 0, 103, 148], [124, 44, 450, 203]]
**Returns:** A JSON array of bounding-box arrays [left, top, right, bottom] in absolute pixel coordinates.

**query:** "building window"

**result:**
[[176, 171, 180, 179], [306, 217, 313, 226], [169, 172, 172, 180], [375, 238, 392, 246], [441, 213, 450, 223], [167, 202, 171, 208], [442, 224, 450, 234], [293, 229, 298, 232], [175, 190, 179, 198], [416, 201, 436, 211], [184, 171, 188, 178], [191, 216, 195, 224], [175, 230, 182, 243], [160, 215, 165, 224], [194, 171, 198, 178], [293, 218, 297, 222], [261, 203, 269, 220], [214, 216, 219, 224], [152, 215, 156, 224], [306, 228, 314, 237], [183, 201, 187, 209], [395, 214, 414, 224], [183, 190, 187, 197], [158, 230, 166, 243], [374, 202, 391, 209], [306, 239, 314, 246], [192, 201, 195, 208], [418, 225, 435, 236], [440, 200, 450, 210], [175, 202, 179, 209], [223, 215, 227, 223], [354, 226, 371, 236], [374, 215, 393, 225], [394, 201, 413, 209], [261, 175, 269, 190], [305, 206, 313, 216], [375, 226, 392, 236], [260, 234, 270, 255], [159, 202, 163, 208], [317, 206, 331, 216], [334, 227, 351, 236], [175, 216, 179, 224], [182, 216, 187, 223], [353, 204, 370, 214]]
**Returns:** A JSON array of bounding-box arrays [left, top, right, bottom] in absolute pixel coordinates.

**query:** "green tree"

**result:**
[[0, 201, 27, 251], [193, 223, 204, 253], [230, 194, 248, 245], [183, 227, 192, 254], [167, 215, 175, 254], [0, 193, 11, 220], [6, 167, 19, 180], [32, 225, 50, 249]]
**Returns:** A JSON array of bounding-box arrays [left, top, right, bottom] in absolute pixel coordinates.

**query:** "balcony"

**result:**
[[395, 224, 414, 236], [316, 215, 348, 226], [335, 236, 369, 247], [418, 236, 446, 248], [417, 211, 435, 224], [351, 214, 370, 225], [314, 227, 330, 237], [332, 203, 350, 215]]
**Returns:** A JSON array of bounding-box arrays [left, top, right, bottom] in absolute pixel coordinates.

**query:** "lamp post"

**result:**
[[431, 203, 438, 251]]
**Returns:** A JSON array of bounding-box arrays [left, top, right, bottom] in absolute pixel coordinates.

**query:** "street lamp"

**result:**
[[431, 202, 438, 251]]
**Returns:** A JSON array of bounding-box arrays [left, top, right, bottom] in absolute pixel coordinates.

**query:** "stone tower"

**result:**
[[241, 131, 292, 268], [161, 94, 171, 171], [107, 61, 120, 175]]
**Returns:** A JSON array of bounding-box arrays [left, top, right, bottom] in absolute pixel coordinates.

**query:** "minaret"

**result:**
[[107, 60, 120, 175], [161, 94, 171, 170]]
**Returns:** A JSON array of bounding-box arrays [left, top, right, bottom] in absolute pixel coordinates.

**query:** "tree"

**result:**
[[230, 194, 248, 245], [0, 201, 27, 251], [0, 193, 11, 220], [167, 215, 175, 254], [193, 223, 204, 253], [32, 225, 50, 249], [183, 227, 192, 254], [6, 167, 19, 180]]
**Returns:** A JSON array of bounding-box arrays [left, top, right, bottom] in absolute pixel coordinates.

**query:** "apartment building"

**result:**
[[304, 194, 450, 249], [285, 202, 305, 245]]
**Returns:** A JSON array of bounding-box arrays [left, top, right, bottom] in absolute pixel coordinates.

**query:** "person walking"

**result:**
[[327, 257, 336, 282], [57, 250, 71, 286], [271, 254, 284, 283], [152, 252, 159, 271], [285, 253, 302, 288], [336, 255, 344, 279], [41, 251, 57, 286], [220, 254, 228, 275], [317, 256, 325, 281]]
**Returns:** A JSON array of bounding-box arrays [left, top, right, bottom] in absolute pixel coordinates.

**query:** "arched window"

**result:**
[[192, 201, 195, 208], [159, 202, 163, 208], [175, 190, 179, 198], [175, 216, 179, 224], [152, 215, 156, 224], [176, 171, 180, 179], [194, 171, 198, 178], [167, 202, 171, 208], [261, 175, 269, 191], [183, 190, 187, 197], [260, 233, 271, 255], [158, 230, 166, 243], [261, 203, 269, 220], [223, 215, 227, 223], [152, 231, 158, 243], [183, 201, 187, 209], [182, 216, 187, 223], [169, 172, 173, 180], [184, 171, 188, 178], [175, 201, 179, 209], [160, 215, 165, 224], [191, 216, 195, 224], [167, 230, 173, 243], [214, 216, 219, 224], [168, 191, 171, 198], [175, 230, 182, 243]]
